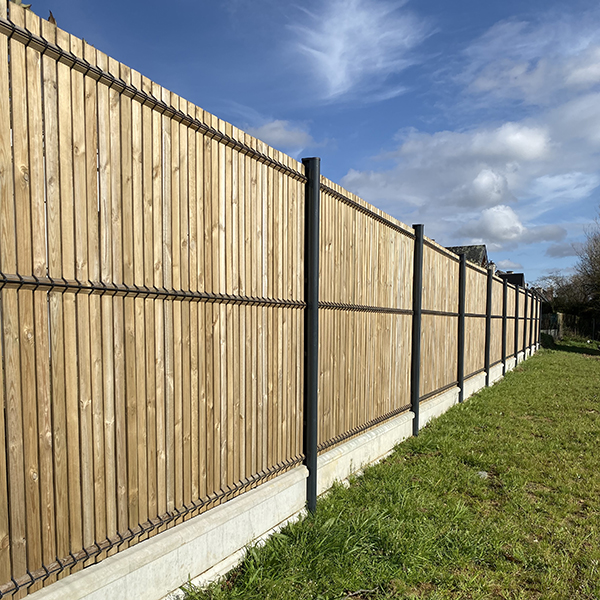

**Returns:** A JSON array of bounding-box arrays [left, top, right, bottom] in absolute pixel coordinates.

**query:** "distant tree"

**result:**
[[536, 271, 588, 314], [575, 212, 600, 314]]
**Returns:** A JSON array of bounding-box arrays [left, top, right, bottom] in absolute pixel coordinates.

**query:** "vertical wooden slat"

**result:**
[[179, 98, 191, 515], [83, 39, 105, 563], [161, 85, 174, 516], [224, 122, 235, 486], [203, 111, 215, 499], [141, 75, 157, 527], [169, 93, 182, 521], [23, 9, 50, 592], [131, 69, 147, 537], [40, 17, 69, 580], [70, 34, 95, 562], [194, 105, 206, 503], [249, 134, 259, 476], [187, 106, 198, 505], [230, 124, 240, 485], [107, 56, 127, 543], [119, 62, 138, 539], [218, 118, 228, 488], [8, 7, 40, 590], [1, 6, 23, 588], [151, 80, 166, 525], [0, 6, 11, 564], [210, 114, 222, 491], [96, 48, 117, 557], [56, 24, 83, 573]]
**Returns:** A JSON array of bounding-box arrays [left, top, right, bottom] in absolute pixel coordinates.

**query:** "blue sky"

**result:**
[[22, 0, 600, 282]]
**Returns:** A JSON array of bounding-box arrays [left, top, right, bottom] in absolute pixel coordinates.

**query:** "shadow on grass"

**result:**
[[552, 338, 600, 356]]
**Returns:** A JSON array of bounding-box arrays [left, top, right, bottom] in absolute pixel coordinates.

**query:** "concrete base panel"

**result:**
[[517, 351, 525, 364], [463, 372, 486, 400], [505, 356, 516, 372], [316, 411, 414, 495], [489, 363, 503, 385], [27, 467, 308, 600], [419, 387, 459, 428]]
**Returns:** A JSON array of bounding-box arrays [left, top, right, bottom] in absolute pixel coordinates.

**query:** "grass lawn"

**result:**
[[183, 339, 600, 600]]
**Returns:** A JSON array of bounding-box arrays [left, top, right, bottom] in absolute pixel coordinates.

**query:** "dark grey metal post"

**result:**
[[302, 157, 320, 514], [457, 254, 466, 403], [514, 285, 520, 360], [485, 268, 493, 386], [502, 278, 507, 375], [523, 289, 529, 353], [411, 224, 424, 436], [529, 292, 534, 349]]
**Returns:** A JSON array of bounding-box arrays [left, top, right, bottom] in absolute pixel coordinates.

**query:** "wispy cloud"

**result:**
[[341, 8, 600, 257], [247, 120, 315, 156], [460, 12, 600, 105], [290, 0, 431, 101]]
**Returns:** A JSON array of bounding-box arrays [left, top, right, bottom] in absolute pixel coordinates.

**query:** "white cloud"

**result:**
[[458, 205, 565, 247], [291, 0, 431, 101], [247, 120, 315, 155], [496, 259, 523, 271]]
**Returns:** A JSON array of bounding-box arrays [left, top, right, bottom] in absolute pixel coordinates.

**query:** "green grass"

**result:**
[[183, 340, 600, 600]]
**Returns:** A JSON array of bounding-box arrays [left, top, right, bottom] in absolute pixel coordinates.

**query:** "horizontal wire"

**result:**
[[0, 273, 306, 308]]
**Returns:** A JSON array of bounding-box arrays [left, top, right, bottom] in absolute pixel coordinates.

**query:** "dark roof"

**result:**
[[497, 272, 526, 287], [445, 245, 489, 267]]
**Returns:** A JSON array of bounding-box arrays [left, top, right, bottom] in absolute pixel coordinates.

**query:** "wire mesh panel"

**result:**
[[317, 178, 414, 451], [0, 3, 305, 595], [420, 243, 460, 397]]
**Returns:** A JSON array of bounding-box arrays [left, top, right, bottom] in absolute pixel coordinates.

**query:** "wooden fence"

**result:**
[[0, 3, 541, 597]]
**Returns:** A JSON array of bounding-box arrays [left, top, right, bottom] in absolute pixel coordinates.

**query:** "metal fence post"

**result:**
[[485, 267, 493, 386], [529, 292, 534, 350], [523, 289, 528, 353], [514, 285, 520, 361], [502, 278, 507, 375], [302, 157, 320, 513], [457, 254, 466, 402], [411, 224, 424, 436]]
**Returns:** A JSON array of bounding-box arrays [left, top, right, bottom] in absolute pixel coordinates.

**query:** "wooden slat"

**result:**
[[170, 93, 183, 521], [131, 68, 148, 538], [57, 24, 83, 576], [179, 98, 192, 515], [141, 76, 157, 527], [6, 7, 36, 589], [95, 48, 117, 558], [161, 85, 174, 515], [70, 34, 96, 564], [203, 110, 215, 498], [0, 11, 11, 566], [82, 41, 105, 560], [194, 104, 206, 503], [151, 80, 166, 525], [107, 56, 127, 543], [118, 62, 139, 539]]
